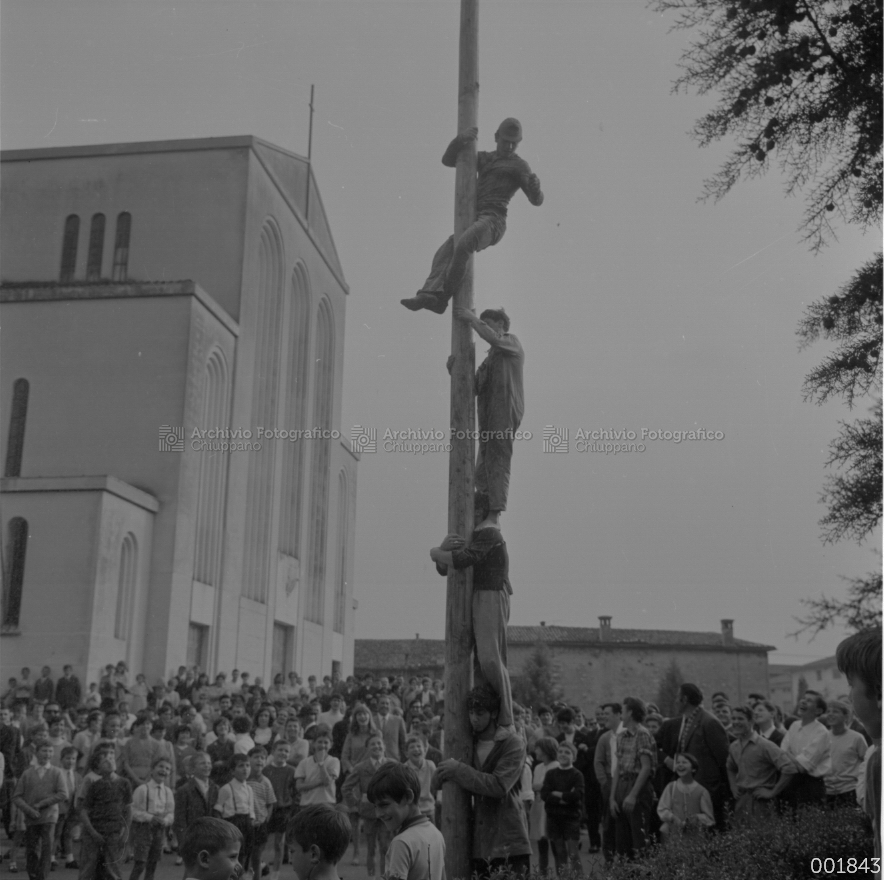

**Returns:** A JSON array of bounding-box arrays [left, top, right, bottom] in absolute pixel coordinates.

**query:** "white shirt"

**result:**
[[781, 719, 832, 777], [132, 781, 175, 825]]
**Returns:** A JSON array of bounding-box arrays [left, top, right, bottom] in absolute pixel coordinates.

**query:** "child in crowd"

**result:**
[[174, 752, 218, 870], [262, 741, 297, 880], [341, 733, 391, 877], [121, 715, 161, 788], [57, 746, 82, 870], [232, 717, 256, 757], [128, 757, 175, 880], [404, 736, 436, 823], [294, 732, 339, 807], [149, 721, 177, 788], [173, 725, 197, 785], [12, 741, 67, 880], [367, 762, 445, 880], [79, 749, 133, 880], [287, 804, 351, 880], [657, 752, 714, 840], [215, 754, 255, 874], [206, 718, 235, 787], [246, 747, 277, 880], [178, 816, 242, 880], [529, 737, 558, 875], [282, 718, 310, 770], [540, 740, 584, 874]]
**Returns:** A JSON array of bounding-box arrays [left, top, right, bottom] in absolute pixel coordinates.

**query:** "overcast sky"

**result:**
[[2, 1, 879, 667]]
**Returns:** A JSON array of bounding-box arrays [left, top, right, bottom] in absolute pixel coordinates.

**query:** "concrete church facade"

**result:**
[[0, 136, 358, 687]]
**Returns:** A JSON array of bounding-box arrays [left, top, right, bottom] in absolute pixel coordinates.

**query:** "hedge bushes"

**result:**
[[482, 805, 873, 880]]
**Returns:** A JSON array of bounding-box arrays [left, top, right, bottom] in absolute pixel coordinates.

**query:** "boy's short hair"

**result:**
[[272, 739, 290, 752], [288, 804, 351, 864], [132, 712, 151, 729], [600, 702, 622, 715], [60, 745, 79, 760], [151, 755, 173, 769], [836, 628, 883, 700], [179, 816, 243, 866], [231, 716, 252, 735], [556, 740, 576, 757], [366, 762, 421, 806], [731, 705, 753, 722], [622, 696, 647, 724], [312, 726, 332, 743], [827, 699, 851, 718], [479, 308, 510, 332], [537, 704, 552, 716], [248, 745, 267, 758], [405, 735, 424, 750], [231, 753, 250, 768], [555, 707, 575, 724], [150, 720, 166, 734]]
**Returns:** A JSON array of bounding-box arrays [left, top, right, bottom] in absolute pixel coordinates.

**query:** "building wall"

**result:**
[[1, 138, 357, 686], [509, 642, 770, 711], [0, 477, 157, 686], [0, 143, 249, 322], [791, 659, 849, 705]]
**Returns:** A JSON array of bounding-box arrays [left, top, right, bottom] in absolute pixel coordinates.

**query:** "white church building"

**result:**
[[0, 136, 358, 687]]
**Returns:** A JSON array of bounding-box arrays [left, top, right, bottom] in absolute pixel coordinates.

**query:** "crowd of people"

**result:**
[[0, 627, 880, 880]]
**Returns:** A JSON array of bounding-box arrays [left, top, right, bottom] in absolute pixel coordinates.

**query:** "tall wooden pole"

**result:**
[[442, 2, 478, 879]]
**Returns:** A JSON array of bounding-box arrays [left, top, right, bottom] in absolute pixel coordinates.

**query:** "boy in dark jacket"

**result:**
[[541, 741, 584, 874]]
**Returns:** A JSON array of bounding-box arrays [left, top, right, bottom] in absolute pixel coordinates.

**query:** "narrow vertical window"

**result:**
[[60, 215, 79, 282], [112, 212, 131, 282], [5, 379, 29, 478], [2, 517, 28, 629], [86, 213, 105, 281], [114, 534, 137, 641]]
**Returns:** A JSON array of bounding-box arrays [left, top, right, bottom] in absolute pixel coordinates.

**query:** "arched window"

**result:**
[[193, 350, 231, 586], [243, 220, 284, 602], [112, 212, 131, 282], [60, 215, 79, 282], [2, 517, 28, 629], [86, 213, 105, 281], [114, 533, 138, 641], [5, 378, 29, 478], [305, 297, 335, 624], [279, 263, 311, 558], [333, 470, 349, 634]]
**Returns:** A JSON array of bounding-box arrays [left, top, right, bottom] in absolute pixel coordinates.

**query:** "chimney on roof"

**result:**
[[415, 633, 420, 640], [540, 621, 546, 627], [721, 619, 734, 646], [599, 616, 612, 642]]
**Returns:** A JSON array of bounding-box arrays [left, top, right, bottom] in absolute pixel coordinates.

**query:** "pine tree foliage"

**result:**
[[512, 642, 563, 711], [653, 0, 883, 250], [656, 659, 685, 717]]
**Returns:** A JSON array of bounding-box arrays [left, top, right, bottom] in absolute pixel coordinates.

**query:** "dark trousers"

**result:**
[[79, 828, 126, 880], [128, 823, 164, 880], [225, 815, 253, 872], [612, 778, 654, 860], [25, 823, 55, 880], [600, 782, 616, 863], [584, 777, 602, 848]]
